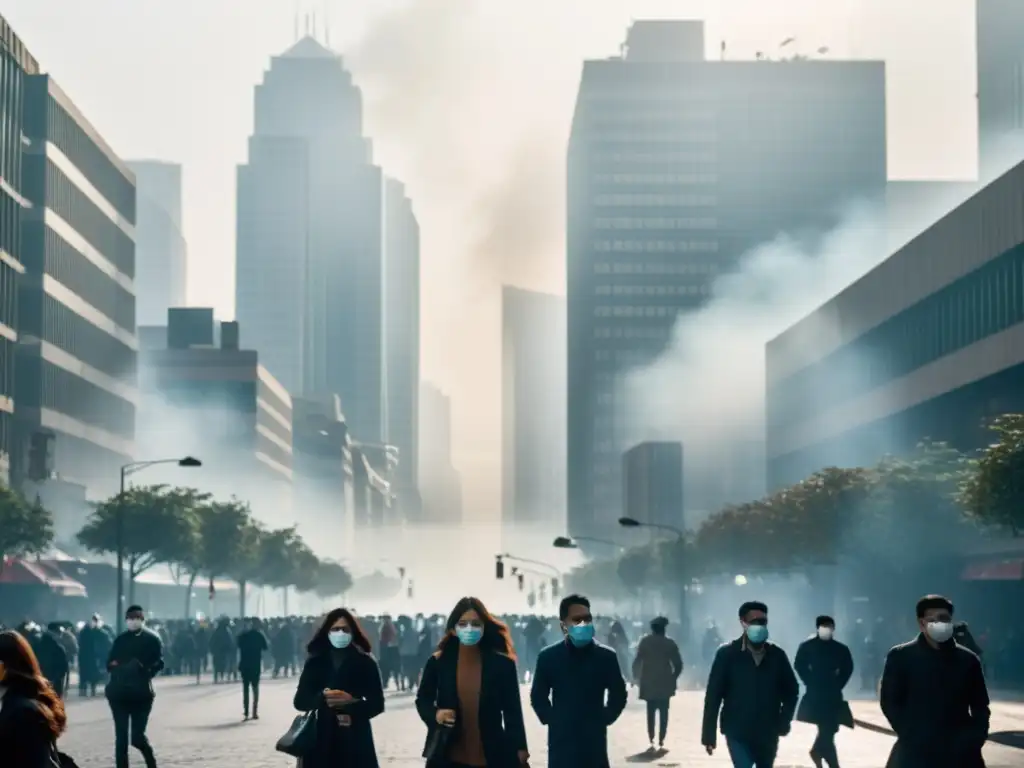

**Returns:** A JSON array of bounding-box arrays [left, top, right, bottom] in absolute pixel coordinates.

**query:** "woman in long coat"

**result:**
[[293, 608, 385, 768], [631, 616, 683, 749]]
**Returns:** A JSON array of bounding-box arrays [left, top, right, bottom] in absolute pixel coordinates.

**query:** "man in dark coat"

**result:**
[[795, 615, 854, 768], [237, 617, 269, 720], [37, 622, 70, 698], [880, 594, 989, 768], [632, 616, 684, 750], [530, 594, 627, 768], [79, 615, 111, 696], [701, 600, 800, 767]]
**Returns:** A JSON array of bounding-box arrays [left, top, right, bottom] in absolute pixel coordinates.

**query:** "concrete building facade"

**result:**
[[0, 16, 37, 483], [127, 161, 186, 326], [622, 441, 684, 532], [977, 0, 1024, 175], [566, 19, 887, 537], [501, 287, 566, 533], [17, 73, 137, 498], [767, 160, 1024, 489], [419, 382, 462, 526]]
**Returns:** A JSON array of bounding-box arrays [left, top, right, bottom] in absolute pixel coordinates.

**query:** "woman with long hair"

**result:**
[[0, 629, 68, 766], [293, 608, 385, 768], [416, 596, 529, 767]]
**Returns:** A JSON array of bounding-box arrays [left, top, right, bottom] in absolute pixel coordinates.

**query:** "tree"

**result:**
[[0, 485, 54, 572], [616, 547, 655, 592], [162, 488, 211, 618], [194, 498, 261, 618], [77, 484, 199, 602], [255, 527, 317, 614], [314, 560, 353, 600], [960, 414, 1024, 535]]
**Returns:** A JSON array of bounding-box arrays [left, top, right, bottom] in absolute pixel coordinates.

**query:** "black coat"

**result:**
[[415, 643, 528, 768], [701, 637, 799, 749], [236, 629, 268, 677], [880, 634, 989, 768], [794, 635, 854, 729], [293, 647, 385, 768], [35, 633, 69, 695], [0, 691, 58, 768], [529, 640, 628, 768]]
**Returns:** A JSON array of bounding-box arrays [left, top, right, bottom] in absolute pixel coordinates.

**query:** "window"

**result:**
[[39, 358, 134, 438], [593, 173, 718, 185], [593, 193, 716, 207], [593, 217, 717, 230], [44, 227, 134, 331], [593, 240, 720, 254]]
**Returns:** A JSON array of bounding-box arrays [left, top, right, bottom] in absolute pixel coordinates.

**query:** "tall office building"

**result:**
[[622, 441, 683, 532], [977, 0, 1024, 175], [236, 35, 388, 445], [17, 72, 137, 497], [0, 17, 37, 484], [566, 20, 886, 536], [127, 161, 187, 326], [383, 177, 421, 516], [419, 382, 462, 526], [501, 287, 566, 533]]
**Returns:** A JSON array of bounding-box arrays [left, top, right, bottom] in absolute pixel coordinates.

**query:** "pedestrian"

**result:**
[[106, 605, 164, 768], [632, 616, 683, 751], [701, 600, 799, 768], [293, 608, 385, 767], [379, 615, 400, 690], [237, 617, 269, 721], [36, 623, 70, 699], [399, 618, 420, 691], [415, 596, 529, 767], [0, 629, 68, 766], [794, 615, 854, 768], [77, 615, 109, 697], [530, 594, 628, 768], [879, 594, 989, 768]]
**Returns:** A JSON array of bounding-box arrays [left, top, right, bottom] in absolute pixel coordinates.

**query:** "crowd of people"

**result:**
[[0, 591, 993, 768]]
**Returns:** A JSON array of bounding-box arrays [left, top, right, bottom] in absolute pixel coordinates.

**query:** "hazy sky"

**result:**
[[3, 0, 978, 518]]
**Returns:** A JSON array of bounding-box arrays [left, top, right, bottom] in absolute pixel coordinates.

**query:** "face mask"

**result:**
[[745, 624, 769, 645], [817, 627, 834, 641], [566, 622, 595, 647], [329, 630, 352, 649], [126, 619, 143, 632], [91, 620, 100, 628], [456, 626, 483, 646], [926, 621, 954, 644]]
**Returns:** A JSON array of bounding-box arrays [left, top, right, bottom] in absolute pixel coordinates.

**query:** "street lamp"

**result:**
[[617, 517, 685, 540], [552, 535, 621, 550], [116, 456, 202, 632]]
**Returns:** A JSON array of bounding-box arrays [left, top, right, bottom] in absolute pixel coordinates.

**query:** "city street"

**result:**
[[59, 678, 1024, 767]]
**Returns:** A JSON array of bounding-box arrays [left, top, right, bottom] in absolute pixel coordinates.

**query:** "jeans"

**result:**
[[726, 736, 777, 768], [646, 699, 670, 743], [812, 724, 839, 766], [242, 675, 260, 716], [110, 698, 157, 768]]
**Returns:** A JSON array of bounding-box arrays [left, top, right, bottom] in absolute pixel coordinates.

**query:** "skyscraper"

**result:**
[[383, 177, 421, 517], [128, 160, 187, 326], [236, 36, 387, 444], [419, 382, 462, 526], [977, 0, 1024, 174], [566, 20, 886, 536], [501, 287, 566, 534]]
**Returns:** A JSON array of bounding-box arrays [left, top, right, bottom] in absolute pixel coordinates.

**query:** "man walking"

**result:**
[[237, 617, 268, 720], [632, 616, 684, 750], [701, 600, 799, 768], [106, 605, 164, 768], [530, 594, 628, 768], [880, 594, 989, 768], [795, 615, 854, 768]]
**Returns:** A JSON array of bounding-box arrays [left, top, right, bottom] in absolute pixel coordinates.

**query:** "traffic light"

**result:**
[[398, 567, 406, 580], [495, 557, 504, 580], [517, 573, 524, 591]]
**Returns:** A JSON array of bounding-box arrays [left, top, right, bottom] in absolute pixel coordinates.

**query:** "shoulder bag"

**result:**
[[424, 722, 455, 767], [275, 710, 319, 758]]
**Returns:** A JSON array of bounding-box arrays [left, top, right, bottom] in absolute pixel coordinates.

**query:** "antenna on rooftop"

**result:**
[[324, 0, 331, 47]]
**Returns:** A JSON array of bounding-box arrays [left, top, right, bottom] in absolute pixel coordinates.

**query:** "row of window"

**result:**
[[0, 186, 21, 265], [593, 240, 719, 254], [585, 109, 717, 124], [0, 259, 15, 332], [769, 242, 1024, 429], [593, 173, 718, 185], [594, 348, 661, 364], [257, 379, 292, 426], [20, 356, 135, 438], [594, 283, 710, 297], [0, 411, 10, 463], [0, 337, 13, 398], [18, 291, 135, 381], [589, 132, 717, 144], [589, 151, 717, 165], [593, 217, 717, 230], [40, 159, 134, 277], [37, 95, 135, 222], [594, 304, 693, 318], [0, 52, 25, 188], [593, 193, 716, 207], [594, 326, 671, 340], [594, 261, 720, 275], [582, 90, 716, 103], [40, 226, 134, 331]]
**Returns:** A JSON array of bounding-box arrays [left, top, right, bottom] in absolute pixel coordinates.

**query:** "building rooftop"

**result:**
[[280, 35, 336, 59]]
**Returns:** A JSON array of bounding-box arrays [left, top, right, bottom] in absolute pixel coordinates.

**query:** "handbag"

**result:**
[[424, 723, 455, 766], [275, 710, 319, 758]]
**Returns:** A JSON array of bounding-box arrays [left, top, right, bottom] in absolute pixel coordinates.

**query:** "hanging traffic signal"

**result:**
[[495, 557, 504, 580]]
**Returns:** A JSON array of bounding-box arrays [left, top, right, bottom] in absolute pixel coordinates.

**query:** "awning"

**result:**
[[0, 557, 88, 597], [961, 557, 1024, 581]]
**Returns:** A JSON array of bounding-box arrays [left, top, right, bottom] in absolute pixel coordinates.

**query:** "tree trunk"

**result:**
[[282, 586, 289, 616], [238, 579, 247, 618], [128, 557, 137, 605], [184, 572, 198, 619]]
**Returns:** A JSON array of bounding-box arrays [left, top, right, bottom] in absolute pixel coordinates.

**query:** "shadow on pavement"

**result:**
[[625, 747, 668, 762], [990, 730, 1024, 749]]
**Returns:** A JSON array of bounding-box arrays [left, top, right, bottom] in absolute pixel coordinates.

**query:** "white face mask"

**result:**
[[817, 627, 834, 641], [126, 618, 144, 633], [926, 621, 954, 643], [329, 629, 352, 649]]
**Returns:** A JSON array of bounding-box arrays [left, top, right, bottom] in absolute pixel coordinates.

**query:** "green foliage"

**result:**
[[256, 527, 319, 590], [314, 560, 353, 599], [0, 485, 54, 563], [196, 498, 261, 580], [959, 415, 1024, 535]]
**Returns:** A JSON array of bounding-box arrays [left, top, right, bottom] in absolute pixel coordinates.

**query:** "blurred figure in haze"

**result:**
[[880, 595, 989, 768], [237, 617, 269, 720], [272, 619, 296, 678], [954, 621, 983, 657], [795, 616, 854, 768], [521, 616, 546, 683], [36, 623, 70, 699], [701, 600, 799, 767], [78, 614, 111, 696], [607, 620, 631, 683], [398, 617, 420, 690], [702, 619, 724, 679], [210, 618, 234, 683], [378, 615, 400, 690], [632, 616, 683, 750]]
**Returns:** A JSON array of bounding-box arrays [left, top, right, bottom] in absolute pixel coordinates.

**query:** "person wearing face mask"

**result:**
[[530, 594, 627, 768], [77, 615, 109, 697], [879, 595, 989, 768], [701, 601, 799, 768], [293, 608, 384, 768], [105, 605, 164, 768], [237, 617, 269, 721], [416, 596, 529, 767], [794, 616, 854, 768]]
